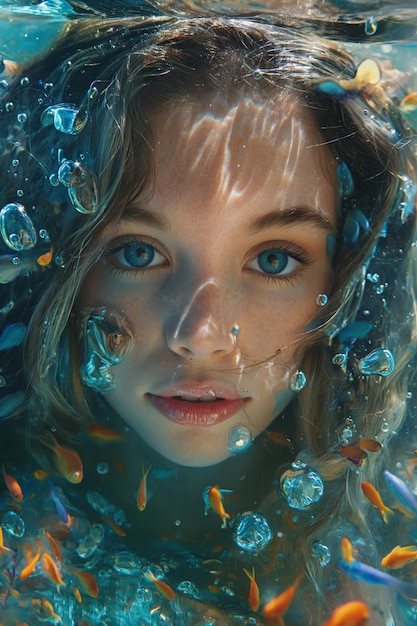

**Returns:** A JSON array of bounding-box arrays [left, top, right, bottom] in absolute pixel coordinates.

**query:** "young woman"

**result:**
[[0, 13, 416, 625]]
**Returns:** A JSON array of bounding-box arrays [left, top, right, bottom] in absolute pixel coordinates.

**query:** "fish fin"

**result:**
[[382, 507, 395, 524]]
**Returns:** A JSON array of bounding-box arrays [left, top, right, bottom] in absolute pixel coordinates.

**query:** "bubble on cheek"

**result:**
[[227, 425, 252, 454], [78, 307, 134, 392], [289, 370, 306, 392]]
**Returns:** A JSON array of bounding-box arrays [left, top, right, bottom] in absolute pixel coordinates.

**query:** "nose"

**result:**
[[165, 279, 238, 359]]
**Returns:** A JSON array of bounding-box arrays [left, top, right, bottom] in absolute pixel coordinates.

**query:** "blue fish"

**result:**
[[343, 210, 370, 250], [49, 481, 70, 524], [0, 323, 26, 350], [338, 321, 373, 347], [315, 80, 347, 97], [384, 470, 417, 516], [150, 466, 179, 480], [340, 559, 417, 598]]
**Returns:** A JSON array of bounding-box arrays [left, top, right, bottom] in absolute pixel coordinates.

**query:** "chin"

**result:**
[[156, 445, 232, 468]]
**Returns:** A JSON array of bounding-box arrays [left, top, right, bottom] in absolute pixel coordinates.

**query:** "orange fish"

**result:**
[[144, 571, 176, 601], [340, 538, 355, 564], [339, 446, 367, 462], [113, 458, 125, 474], [361, 482, 393, 523], [37, 248, 53, 267], [137, 464, 152, 511], [400, 93, 417, 112], [31, 598, 62, 622], [45, 530, 62, 562], [243, 567, 261, 612], [86, 424, 124, 443], [2, 465, 23, 501], [33, 468, 51, 480], [357, 439, 382, 453], [40, 431, 83, 483], [19, 539, 42, 579], [73, 586, 83, 603], [208, 486, 230, 528], [73, 569, 99, 598], [321, 600, 370, 626], [262, 575, 301, 625], [102, 516, 126, 537], [41, 552, 65, 590], [0, 527, 12, 554], [265, 431, 292, 448], [381, 544, 417, 569]]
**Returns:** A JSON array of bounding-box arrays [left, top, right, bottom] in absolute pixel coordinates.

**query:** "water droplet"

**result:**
[[311, 540, 331, 567], [232, 511, 272, 552], [332, 353, 348, 368], [96, 462, 109, 475], [381, 420, 390, 433], [358, 348, 395, 376], [5, 102, 14, 112], [365, 16, 377, 35], [367, 272, 379, 284], [290, 370, 306, 392], [11, 159, 19, 167], [280, 465, 324, 510], [17, 112, 27, 123], [16, 190, 24, 198], [406, 391, 413, 400], [2, 510, 25, 537], [79, 308, 134, 392], [227, 425, 252, 454], [0, 203, 37, 251], [252, 68, 263, 80], [177, 580, 200, 598], [20, 76, 29, 87], [41, 104, 88, 135], [316, 294, 328, 306], [112, 551, 143, 574], [175, 519, 181, 526]]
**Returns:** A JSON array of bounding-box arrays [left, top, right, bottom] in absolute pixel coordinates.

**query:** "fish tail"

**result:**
[[382, 506, 395, 524], [39, 431, 58, 451]]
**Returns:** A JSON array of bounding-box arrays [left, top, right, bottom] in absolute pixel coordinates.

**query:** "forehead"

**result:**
[[146, 96, 338, 226]]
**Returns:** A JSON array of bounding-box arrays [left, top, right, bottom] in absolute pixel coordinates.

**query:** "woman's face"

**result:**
[[78, 96, 338, 467]]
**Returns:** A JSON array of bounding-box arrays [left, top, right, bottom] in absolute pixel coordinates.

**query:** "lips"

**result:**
[[147, 383, 248, 426]]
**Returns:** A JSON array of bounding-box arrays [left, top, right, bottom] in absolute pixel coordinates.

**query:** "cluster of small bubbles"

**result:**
[[367, 272, 379, 283], [20, 76, 29, 87], [311, 540, 331, 567], [55, 253, 66, 268], [41, 104, 88, 135], [1, 510, 25, 537], [76, 523, 105, 559], [17, 112, 27, 124], [5, 102, 14, 112], [112, 550, 143, 575], [280, 461, 324, 510], [232, 511, 272, 552], [316, 294, 328, 306], [358, 348, 395, 376], [227, 425, 252, 454], [290, 370, 306, 392], [375, 284, 385, 295], [177, 580, 200, 598], [381, 419, 390, 433], [0, 203, 37, 251], [252, 68, 263, 80], [39, 228, 50, 242], [365, 16, 378, 35], [96, 462, 109, 475]]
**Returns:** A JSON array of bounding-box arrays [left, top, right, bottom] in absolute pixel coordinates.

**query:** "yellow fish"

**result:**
[[381, 545, 417, 569]]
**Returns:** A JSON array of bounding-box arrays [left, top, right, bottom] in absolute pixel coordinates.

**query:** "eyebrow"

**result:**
[[120, 205, 169, 229], [248, 208, 334, 234]]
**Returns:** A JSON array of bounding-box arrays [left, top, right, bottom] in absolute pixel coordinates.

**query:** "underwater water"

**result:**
[[2, 1, 417, 625]]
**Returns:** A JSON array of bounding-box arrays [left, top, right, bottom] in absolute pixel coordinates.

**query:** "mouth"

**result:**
[[146, 393, 249, 426]]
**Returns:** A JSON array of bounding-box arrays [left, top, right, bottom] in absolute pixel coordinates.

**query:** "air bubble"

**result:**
[[311, 541, 331, 567], [1, 510, 25, 537], [252, 68, 263, 80], [0, 203, 37, 251], [332, 353, 348, 369], [17, 113, 27, 123], [5, 102, 14, 112], [41, 104, 88, 135], [11, 159, 19, 167], [365, 16, 377, 35], [290, 370, 306, 392], [20, 76, 29, 87], [280, 463, 324, 510], [96, 462, 109, 475], [227, 425, 252, 454], [316, 294, 328, 306], [57, 159, 99, 214], [232, 511, 272, 552], [358, 348, 395, 376]]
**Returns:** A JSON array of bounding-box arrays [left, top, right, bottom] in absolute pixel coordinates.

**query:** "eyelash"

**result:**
[[103, 237, 311, 283]]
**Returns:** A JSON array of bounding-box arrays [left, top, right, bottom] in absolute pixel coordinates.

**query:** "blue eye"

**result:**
[[123, 242, 155, 267], [109, 240, 166, 270], [257, 250, 289, 274]]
